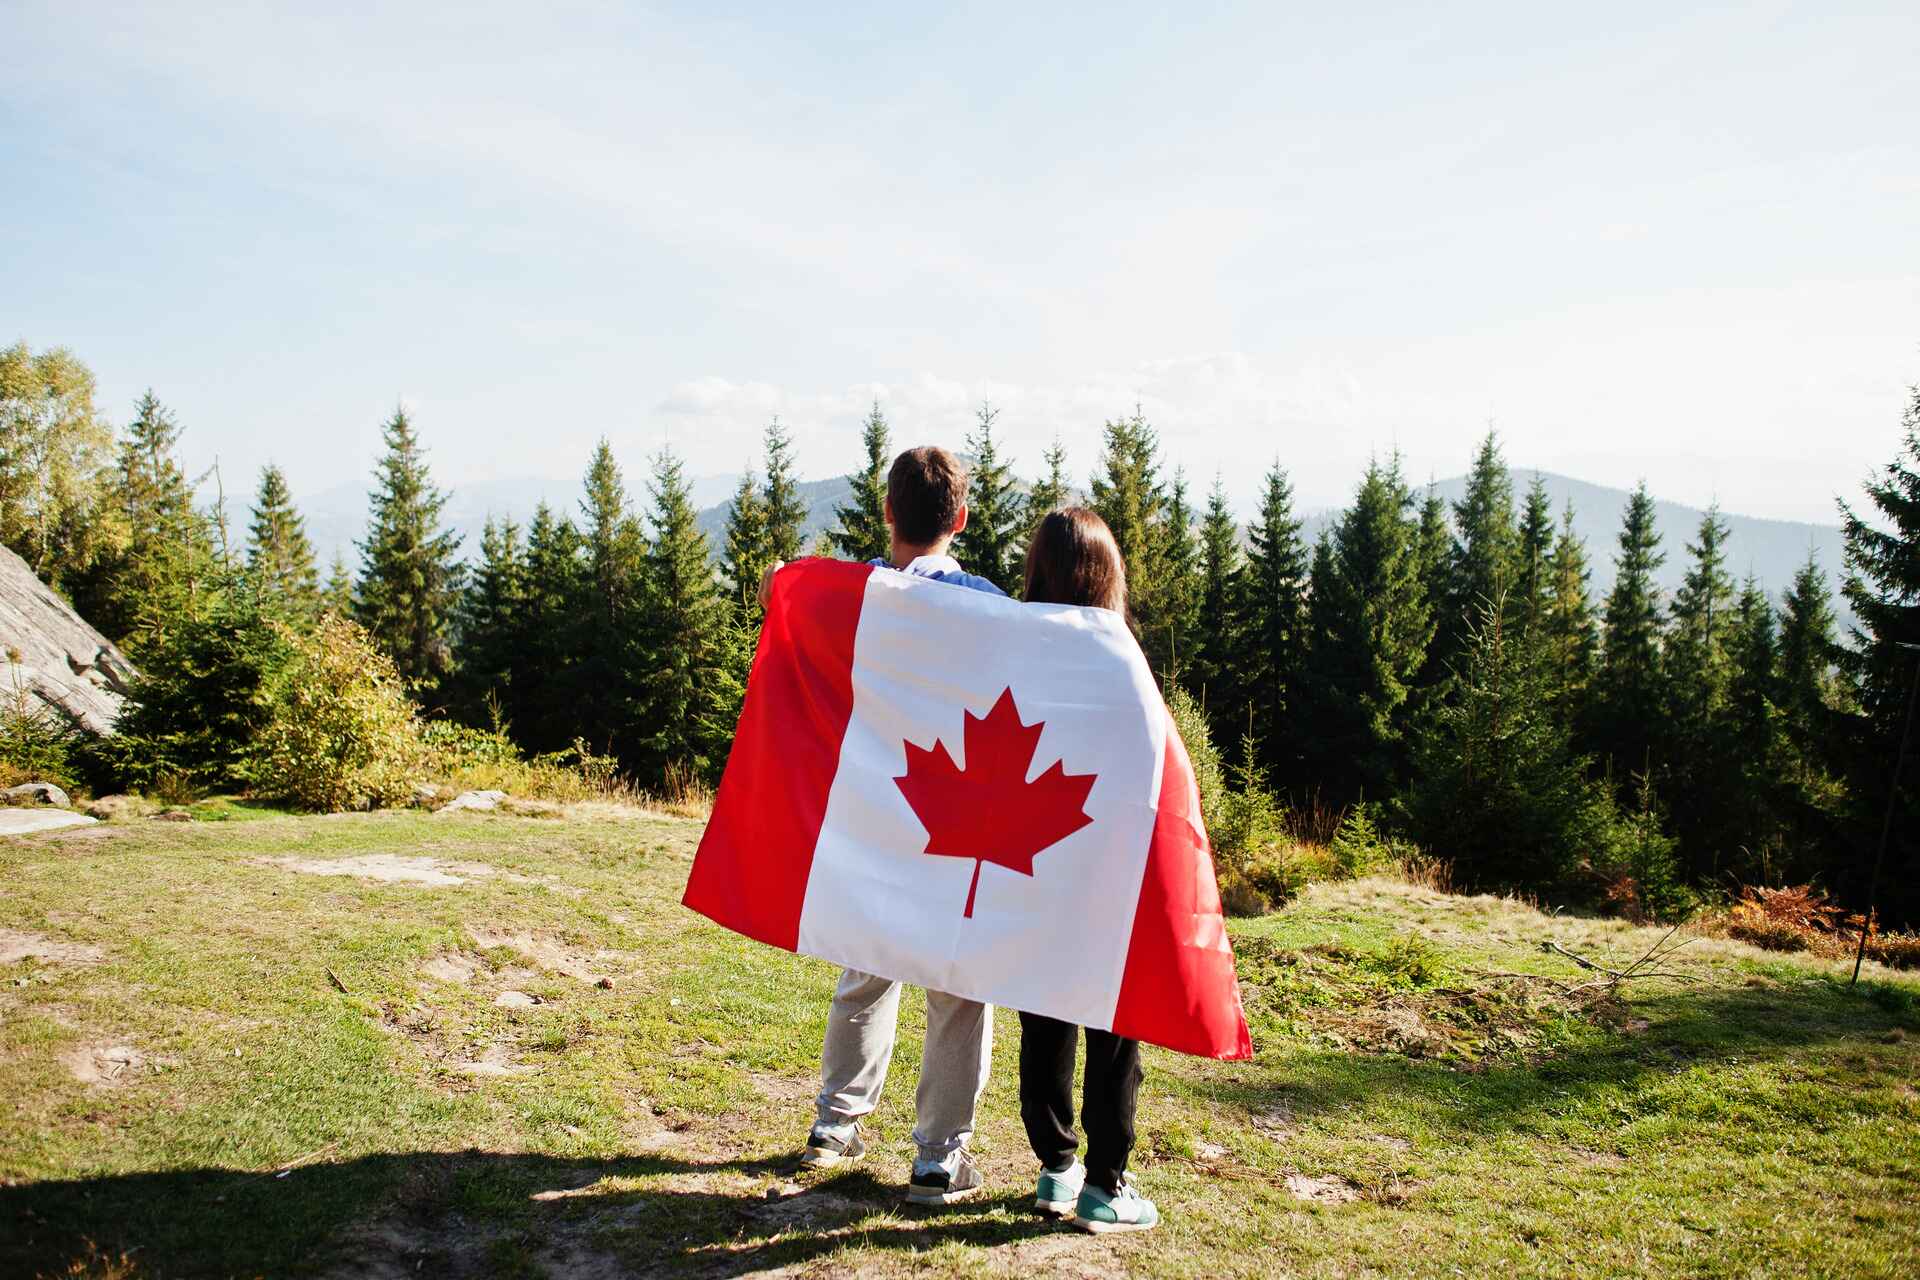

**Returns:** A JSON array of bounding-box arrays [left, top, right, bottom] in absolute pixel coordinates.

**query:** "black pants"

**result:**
[[1018, 1011, 1142, 1194]]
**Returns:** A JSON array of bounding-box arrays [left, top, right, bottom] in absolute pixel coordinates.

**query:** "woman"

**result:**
[[1019, 507, 1159, 1234]]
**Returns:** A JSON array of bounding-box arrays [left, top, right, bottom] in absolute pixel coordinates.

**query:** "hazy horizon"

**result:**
[[5, 2, 1917, 524]]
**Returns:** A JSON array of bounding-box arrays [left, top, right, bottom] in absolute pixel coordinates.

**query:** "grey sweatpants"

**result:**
[[814, 967, 993, 1162]]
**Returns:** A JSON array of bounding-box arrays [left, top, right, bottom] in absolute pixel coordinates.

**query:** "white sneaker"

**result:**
[[1073, 1178, 1158, 1233], [1035, 1159, 1086, 1215]]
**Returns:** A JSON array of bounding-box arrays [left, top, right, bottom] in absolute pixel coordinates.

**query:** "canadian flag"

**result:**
[[683, 558, 1252, 1060]]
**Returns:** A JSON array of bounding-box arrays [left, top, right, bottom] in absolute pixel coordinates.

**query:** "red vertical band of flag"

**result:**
[[1110, 711, 1253, 1060], [682, 559, 874, 949]]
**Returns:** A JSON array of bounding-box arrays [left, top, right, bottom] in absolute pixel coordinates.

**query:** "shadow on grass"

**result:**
[[1211, 973, 1919, 1137], [3, 1149, 1062, 1278]]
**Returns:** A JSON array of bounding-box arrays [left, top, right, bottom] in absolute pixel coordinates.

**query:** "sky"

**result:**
[[4, 0, 1918, 525]]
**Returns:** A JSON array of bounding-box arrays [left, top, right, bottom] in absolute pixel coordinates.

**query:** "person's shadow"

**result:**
[[3, 1149, 1067, 1277]]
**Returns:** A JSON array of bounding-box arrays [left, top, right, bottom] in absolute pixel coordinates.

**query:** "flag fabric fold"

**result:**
[[682, 557, 1252, 1060]]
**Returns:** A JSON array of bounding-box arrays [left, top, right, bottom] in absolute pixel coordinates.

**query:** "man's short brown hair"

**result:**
[[886, 446, 970, 545]]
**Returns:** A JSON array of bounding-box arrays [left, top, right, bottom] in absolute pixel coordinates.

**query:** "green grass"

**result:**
[[2, 809, 1916, 1278]]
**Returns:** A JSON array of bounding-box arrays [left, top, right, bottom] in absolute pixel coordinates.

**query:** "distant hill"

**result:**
[[301, 465, 1851, 626]]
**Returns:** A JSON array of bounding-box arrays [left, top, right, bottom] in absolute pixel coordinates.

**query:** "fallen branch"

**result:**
[[324, 967, 350, 995], [1539, 925, 1702, 993]]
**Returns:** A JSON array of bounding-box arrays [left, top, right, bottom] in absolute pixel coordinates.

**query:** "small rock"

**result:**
[[152, 810, 192, 823], [438, 790, 507, 814], [595, 977, 615, 990], [4, 781, 70, 808], [412, 783, 442, 806], [494, 991, 539, 1008]]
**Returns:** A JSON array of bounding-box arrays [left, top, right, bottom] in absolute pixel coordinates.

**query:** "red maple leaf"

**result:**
[[894, 687, 1097, 919]]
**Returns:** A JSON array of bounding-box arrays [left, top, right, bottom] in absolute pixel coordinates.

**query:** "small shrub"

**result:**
[[1864, 932, 1920, 971], [1218, 870, 1272, 918], [252, 614, 421, 811], [1330, 804, 1394, 878], [106, 584, 293, 792], [2, 659, 85, 789]]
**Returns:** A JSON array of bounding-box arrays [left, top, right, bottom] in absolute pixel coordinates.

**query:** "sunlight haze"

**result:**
[[4, 1, 1916, 523]]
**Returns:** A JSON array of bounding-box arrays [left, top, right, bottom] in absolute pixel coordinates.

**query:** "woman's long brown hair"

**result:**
[[1022, 507, 1129, 614]]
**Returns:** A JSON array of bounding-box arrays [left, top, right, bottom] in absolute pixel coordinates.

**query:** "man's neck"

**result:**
[[889, 538, 953, 570]]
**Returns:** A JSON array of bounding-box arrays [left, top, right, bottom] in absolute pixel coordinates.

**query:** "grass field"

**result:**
[[2, 804, 1917, 1278]]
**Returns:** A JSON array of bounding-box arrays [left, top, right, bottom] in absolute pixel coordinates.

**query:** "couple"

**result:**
[[761, 445, 1157, 1234]]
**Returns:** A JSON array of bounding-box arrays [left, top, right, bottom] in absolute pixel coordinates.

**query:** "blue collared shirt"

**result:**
[[869, 553, 1006, 597]]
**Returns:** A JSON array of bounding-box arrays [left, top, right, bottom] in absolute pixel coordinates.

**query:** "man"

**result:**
[[760, 445, 1001, 1205]]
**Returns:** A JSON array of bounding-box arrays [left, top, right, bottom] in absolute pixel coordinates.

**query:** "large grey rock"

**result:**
[[437, 789, 506, 814], [3, 782, 70, 808], [0, 543, 134, 736]]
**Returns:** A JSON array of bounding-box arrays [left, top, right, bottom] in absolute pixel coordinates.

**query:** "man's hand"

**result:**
[[757, 560, 786, 612]]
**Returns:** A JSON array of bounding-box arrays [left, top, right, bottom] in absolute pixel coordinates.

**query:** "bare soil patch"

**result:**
[[468, 925, 617, 985], [0, 927, 104, 967], [62, 1042, 148, 1087], [264, 854, 495, 885], [1285, 1172, 1361, 1204]]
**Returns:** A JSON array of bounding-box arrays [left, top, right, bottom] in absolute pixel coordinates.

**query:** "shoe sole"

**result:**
[[1035, 1196, 1077, 1216], [906, 1185, 982, 1206], [1073, 1216, 1157, 1234]]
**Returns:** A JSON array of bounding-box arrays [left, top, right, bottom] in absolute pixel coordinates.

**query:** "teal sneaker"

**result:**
[[1072, 1178, 1158, 1233], [1035, 1160, 1085, 1216]]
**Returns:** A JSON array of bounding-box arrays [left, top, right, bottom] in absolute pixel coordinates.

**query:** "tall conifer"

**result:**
[[1776, 553, 1839, 775], [829, 402, 891, 562], [1194, 476, 1243, 720], [514, 503, 586, 752], [1301, 456, 1433, 799], [1544, 503, 1598, 717], [1239, 464, 1310, 781], [1516, 474, 1555, 638], [1161, 468, 1201, 676], [1090, 410, 1170, 668], [953, 402, 1023, 592], [246, 464, 320, 623], [1440, 432, 1519, 669], [1591, 483, 1666, 778], [721, 469, 770, 613], [575, 441, 647, 759], [354, 408, 463, 687], [762, 418, 807, 564], [1026, 438, 1071, 531], [637, 449, 733, 781], [453, 517, 526, 727]]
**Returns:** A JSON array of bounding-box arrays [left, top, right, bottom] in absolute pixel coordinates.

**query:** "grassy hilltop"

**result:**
[[2, 806, 1917, 1278]]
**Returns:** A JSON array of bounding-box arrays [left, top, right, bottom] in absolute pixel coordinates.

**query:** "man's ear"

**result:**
[[883, 495, 895, 531], [951, 503, 969, 536]]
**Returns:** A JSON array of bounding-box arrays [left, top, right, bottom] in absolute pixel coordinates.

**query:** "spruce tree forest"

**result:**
[[6, 340, 1920, 932]]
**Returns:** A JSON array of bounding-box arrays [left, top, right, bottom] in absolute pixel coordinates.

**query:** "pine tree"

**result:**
[[1591, 483, 1666, 779], [1516, 474, 1555, 638], [246, 464, 320, 624], [1238, 464, 1310, 783], [720, 468, 770, 614], [354, 408, 464, 688], [1439, 431, 1519, 670], [322, 552, 355, 616], [1025, 438, 1071, 532], [574, 440, 648, 759], [1301, 456, 1433, 800], [636, 448, 733, 782], [1193, 476, 1243, 723], [1777, 553, 1840, 777], [1160, 468, 1201, 678], [1404, 591, 1622, 892], [1090, 410, 1169, 666], [74, 391, 219, 650], [828, 402, 891, 563], [1660, 506, 1741, 876], [1837, 386, 1920, 921], [953, 403, 1024, 592], [513, 503, 586, 752], [1543, 502, 1599, 717], [452, 516, 527, 728], [762, 418, 807, 564]]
